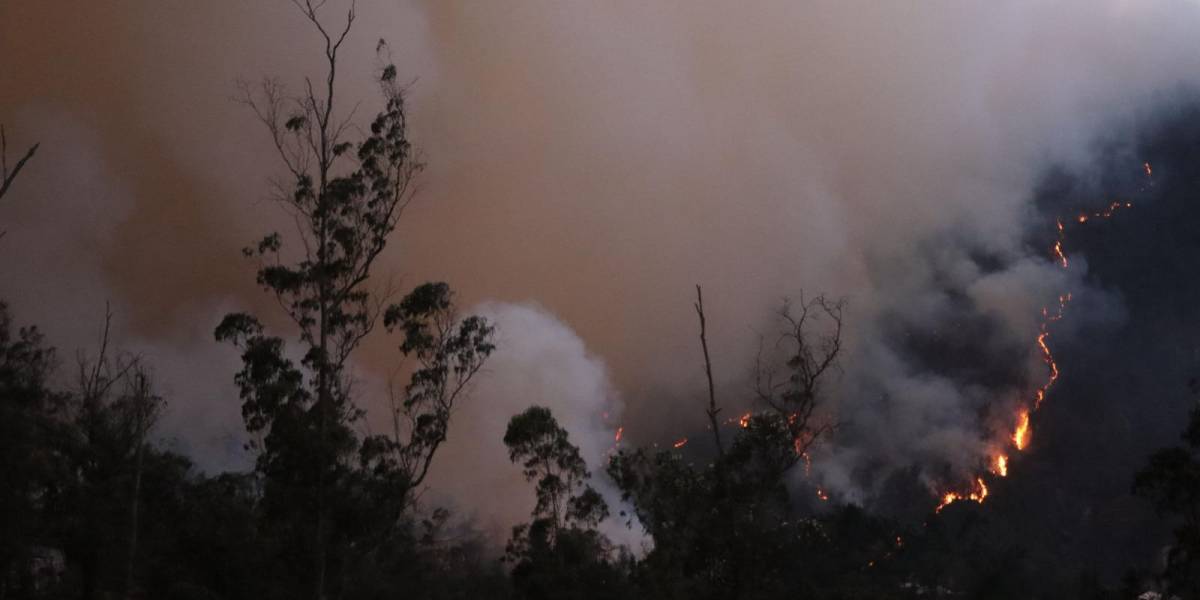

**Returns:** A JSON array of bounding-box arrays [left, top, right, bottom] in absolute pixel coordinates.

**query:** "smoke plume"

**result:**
[[4, 1, 1200, 555]]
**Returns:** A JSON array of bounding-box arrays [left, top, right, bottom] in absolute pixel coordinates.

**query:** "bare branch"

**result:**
[[0, 124, 39, 203], [753, 292, 846, 467], [694, 285, 724, 457]]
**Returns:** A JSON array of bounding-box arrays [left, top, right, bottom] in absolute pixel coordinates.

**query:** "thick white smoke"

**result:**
[[419, 302, 638, 548]]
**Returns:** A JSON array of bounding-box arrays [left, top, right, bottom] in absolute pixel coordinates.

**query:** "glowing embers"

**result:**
[[1076, 200, 1133, 224], [1052, 239, 1068, 268]]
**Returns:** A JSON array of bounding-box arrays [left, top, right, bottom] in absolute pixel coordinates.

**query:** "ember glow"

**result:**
[[1052, 239, 1068, 268], [672, 437, 688, 449]]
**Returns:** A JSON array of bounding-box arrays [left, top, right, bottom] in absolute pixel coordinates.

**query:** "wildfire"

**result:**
[[935, 477, 989, 513], [672, 437, 688, 449], [1033, 333, 1060, 410], [614, 426, 624, 443], [738, 412, 752, 428], [931, 161, 1149, 514], [1052, 240, 1068, 268], [816, 488, 830, 501], [1012, 410, 1031, 450], [992, 454, 1008, 477]]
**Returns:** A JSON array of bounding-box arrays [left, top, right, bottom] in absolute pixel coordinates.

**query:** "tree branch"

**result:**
[[694, 285, 724, 457], [0, 124, 39, 203]]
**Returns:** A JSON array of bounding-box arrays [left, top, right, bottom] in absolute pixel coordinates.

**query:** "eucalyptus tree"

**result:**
[[503, 406, 626, 600], [215, 3, 494, 598]]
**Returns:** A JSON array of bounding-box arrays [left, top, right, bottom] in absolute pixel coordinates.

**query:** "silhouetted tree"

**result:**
[[503, 406, 627, 600], [608, 288, 844, 599], [0, 303, 62, 597], [1134, 388, 1200, 597], [52, 310, 165, 600], [216, 3, 494, 598]]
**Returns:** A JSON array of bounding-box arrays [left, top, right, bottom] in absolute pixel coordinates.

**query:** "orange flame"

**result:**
[[672, 437, 688, 449], [933, 161, 1145, 513], [816, 488, 829, 501], [1012, 410, 1031, 451], [992, 454, 1008, 477], [614, 426, 624, 443], [935, 478, 989, 513], [1052, 240, 1068, 268]]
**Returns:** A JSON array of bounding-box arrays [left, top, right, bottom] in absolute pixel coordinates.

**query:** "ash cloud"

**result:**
[[4, 0, 1200, 545]]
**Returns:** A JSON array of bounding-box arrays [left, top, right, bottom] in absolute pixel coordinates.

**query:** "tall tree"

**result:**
[[216, 3, 494, 598], [503, 406, 624, 600]]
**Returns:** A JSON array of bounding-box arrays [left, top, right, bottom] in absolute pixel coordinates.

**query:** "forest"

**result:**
[[6, 2, 1200, 599]]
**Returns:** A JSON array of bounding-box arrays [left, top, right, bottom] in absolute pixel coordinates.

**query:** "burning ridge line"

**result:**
[[936, 162, 1151, 513]]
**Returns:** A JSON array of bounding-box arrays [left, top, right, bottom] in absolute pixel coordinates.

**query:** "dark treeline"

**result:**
[[3, 3, 1200, 600]]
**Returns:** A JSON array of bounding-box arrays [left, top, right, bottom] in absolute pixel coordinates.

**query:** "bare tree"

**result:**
[[121, 367, 162, 600], [694, 285, 724, 456], [71, 306, 163, 600], [754, 292, 844, 462]]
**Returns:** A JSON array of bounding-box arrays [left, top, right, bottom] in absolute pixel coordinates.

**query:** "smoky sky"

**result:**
[[5, 1, 1200, 546]]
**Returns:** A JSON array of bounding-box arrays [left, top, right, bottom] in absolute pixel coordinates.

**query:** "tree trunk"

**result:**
[[124, 438, 145, 599]]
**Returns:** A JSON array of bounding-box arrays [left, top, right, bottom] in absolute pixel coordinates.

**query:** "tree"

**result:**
[[1133, 387, 1200, 598], [503, 406, 626, 600], [53, 309, 164, 600], [356, 282, 495, 535], [607, 287, 844, 599], [215, 3, 494, 598], [751, 292, 844, 469], [0, 303, 62, 598]]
